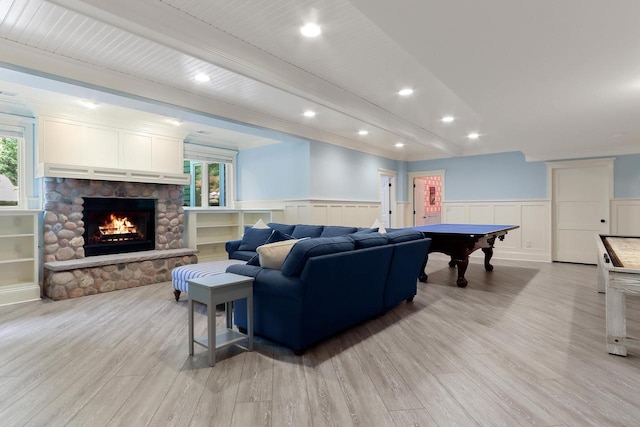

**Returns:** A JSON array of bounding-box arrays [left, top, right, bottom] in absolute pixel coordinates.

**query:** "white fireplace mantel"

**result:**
[[37, 162, 190, 185]]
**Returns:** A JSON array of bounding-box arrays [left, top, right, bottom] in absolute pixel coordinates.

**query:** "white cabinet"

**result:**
[[0, 211, 40, 306], [185, 209, 273, 262], [37, 116, 188, 182]]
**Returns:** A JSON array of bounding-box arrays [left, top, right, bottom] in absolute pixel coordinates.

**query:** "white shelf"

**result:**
[[185, 209, 274, 262], [0, 258, 35, 265], [196, 224, 239, 229], [0, 211, 39, 305]]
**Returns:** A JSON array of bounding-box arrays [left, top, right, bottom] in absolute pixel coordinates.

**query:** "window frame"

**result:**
[[183, 143, 237, 208], [0, 115, 35, 210]]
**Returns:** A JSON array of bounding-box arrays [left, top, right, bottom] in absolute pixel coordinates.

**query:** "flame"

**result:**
[[99, 213, 139, 236]]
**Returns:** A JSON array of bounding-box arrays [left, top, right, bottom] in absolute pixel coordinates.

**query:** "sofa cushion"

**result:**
[[281, 236, 355, 277], [348, 232, 389, 249], [231, 250, 258, 261], [291, 224, 324, 239], [267, 222, 296, 235], [354, 227, 378, 234], [385, 229, 424, 244], [257, 238, 301, 270], [320, 226, 358, 237], [238, 227, 274, 251]]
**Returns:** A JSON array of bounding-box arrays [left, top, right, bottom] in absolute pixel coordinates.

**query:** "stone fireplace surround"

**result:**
[[42, 177, 197, 300]]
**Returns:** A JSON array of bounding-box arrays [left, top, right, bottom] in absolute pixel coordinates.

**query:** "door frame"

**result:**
[[546, 158, 614, 262], [408, 170, 445, 226], [378, 168, 397, 228]]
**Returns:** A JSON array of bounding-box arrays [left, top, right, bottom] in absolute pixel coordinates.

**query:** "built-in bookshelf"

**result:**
[[184, 209, 273, 262], [0, 211, 40, 306]]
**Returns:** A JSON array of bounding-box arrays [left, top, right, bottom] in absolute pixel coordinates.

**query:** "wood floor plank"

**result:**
[[436, 372, 523, 427], [326, 337, 397, 427], [189, 347, 246, 427], [388, 351, 478, 427], [302, 346, 354, 427], [236, 340, 274, 403], [65, 375, 144, 427], [389, 409, 437, 427], [230, 401, 271, 427], [271, 347, 313, 426]]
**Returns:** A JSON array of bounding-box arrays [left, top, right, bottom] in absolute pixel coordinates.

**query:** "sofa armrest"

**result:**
[[225, 239, 242, 257]]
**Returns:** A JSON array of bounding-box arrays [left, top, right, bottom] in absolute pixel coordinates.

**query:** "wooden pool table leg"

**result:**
[[482, 247, 494, 271], [455, 257, 469, 288]]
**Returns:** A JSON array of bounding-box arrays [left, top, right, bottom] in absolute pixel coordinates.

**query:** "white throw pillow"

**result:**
[[257, 239, 300, 270], [378, 225, 387, 234], [252, 218, 270, 229]]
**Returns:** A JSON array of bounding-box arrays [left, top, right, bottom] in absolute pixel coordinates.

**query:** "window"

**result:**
[[183, 160, 227, 207], [183, 143, 236, 208], [0, 136, 20, 207]]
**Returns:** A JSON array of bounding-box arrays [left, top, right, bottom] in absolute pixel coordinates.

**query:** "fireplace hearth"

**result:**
[[83, 197, 155, 256]]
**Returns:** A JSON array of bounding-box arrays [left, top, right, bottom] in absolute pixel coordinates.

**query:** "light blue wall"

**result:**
[[615, 154, 640, 198], [236, 140, 310, 200], [408, 151, 548, 201], [309, 141, 400, 201]]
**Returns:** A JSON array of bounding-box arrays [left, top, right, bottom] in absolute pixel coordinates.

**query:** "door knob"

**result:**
[[601, 219, 606, 223]]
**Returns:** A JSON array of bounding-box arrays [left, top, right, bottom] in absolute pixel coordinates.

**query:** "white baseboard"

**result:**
[[0, 284, 41, 307]]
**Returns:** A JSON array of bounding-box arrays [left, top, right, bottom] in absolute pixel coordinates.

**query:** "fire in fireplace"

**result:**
[[83, 197, 155, 256]]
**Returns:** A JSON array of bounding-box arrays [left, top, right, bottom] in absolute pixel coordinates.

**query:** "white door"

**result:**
[[553, 163, 611, 264], [413, 178, 427, 226], [380, 175, 391, 228]]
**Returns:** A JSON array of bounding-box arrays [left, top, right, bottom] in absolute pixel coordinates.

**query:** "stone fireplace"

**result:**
[[42, 177, 197, 300]]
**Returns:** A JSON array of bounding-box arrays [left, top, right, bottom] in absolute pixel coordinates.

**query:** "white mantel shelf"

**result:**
[[44, 248, 197, 271], [37, 162, 190, 185]]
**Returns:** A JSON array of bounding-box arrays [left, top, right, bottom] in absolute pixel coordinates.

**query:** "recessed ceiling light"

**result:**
[[358, 130, 369, 136], [398, 88, 414, 96], [395, 142, 405, 148], [300, 23, 321, 37], [303, 110, 316, 118], [468, 132, 480, 140], [441, 116, 455, 123], [167, 119, 181, 126], [80, 100, 98, 109], [194, 73, 211, 82]]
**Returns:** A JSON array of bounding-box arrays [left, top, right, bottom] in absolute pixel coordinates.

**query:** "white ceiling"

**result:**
[[0, 0, 639, 161]]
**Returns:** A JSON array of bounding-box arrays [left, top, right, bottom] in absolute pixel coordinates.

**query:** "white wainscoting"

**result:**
[[442, 200, 551, 262], [611, 199, 640, 235], [235, 199, 382, 227]]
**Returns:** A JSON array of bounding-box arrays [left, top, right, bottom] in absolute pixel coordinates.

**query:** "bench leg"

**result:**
[[174, 289, 181, 301]]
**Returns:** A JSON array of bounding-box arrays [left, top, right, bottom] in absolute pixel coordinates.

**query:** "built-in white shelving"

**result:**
[[0, 211, 40, 306], [184, 209, 273, 262]]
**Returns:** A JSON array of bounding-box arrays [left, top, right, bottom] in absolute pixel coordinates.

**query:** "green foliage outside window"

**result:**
[[0, 137, 18, 185], [0, 136, 19, 206]]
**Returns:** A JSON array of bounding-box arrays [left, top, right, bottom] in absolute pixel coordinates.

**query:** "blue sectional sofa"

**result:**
[[225, 226, 431, 354]]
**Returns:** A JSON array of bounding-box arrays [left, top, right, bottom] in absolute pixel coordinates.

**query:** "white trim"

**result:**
[[0, 283, 41, 307], [546, 158, 614, 261]]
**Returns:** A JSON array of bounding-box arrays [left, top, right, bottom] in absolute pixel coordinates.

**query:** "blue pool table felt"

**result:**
[[412, 224, 518, 236]]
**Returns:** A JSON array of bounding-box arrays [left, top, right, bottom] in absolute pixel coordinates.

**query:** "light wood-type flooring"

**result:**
[[2, 256, 640, 427]]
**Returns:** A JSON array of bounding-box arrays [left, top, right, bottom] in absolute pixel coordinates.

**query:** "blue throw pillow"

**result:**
[[267, 222, 296, 235], [247, 254, 260, 266], [238, 227, 274, 251], [291, 224, 324, 239]]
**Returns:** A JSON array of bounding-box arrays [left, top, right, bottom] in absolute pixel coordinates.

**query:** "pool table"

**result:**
[[412, 224, 519, 287]]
